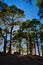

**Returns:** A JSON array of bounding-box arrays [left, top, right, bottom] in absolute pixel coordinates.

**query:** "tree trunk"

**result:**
[[4, 37, 6, 54], [35, 26, 40, 56], [8, 18, 14, 54], [4, 33, 7, 54], [34, 43, 36, 55], [36, 34, 40, 56], [8, 29, 12, 54], [29, 33, 32, 55], [19, 41, 21, 54], [42, 46, 43, 56], [27, 43, 28, 55], [37, 42, 40, 56], [41, 42, 43, 56], [29, 42, 32, 55]]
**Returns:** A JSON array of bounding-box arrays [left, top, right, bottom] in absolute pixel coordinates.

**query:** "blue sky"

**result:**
[[4, 0, 43, 23]]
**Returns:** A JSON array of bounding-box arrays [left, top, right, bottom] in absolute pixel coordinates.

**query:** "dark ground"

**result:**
[[0, 54, 43, 65]]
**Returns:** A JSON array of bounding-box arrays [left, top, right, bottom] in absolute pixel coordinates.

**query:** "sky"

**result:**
[[4, 0, 43, 23]]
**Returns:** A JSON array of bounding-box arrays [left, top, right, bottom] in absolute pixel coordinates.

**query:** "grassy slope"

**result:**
[[0, 54, 43, 65]]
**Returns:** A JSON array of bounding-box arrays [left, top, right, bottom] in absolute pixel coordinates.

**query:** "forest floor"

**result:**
[[0, 54, 43, 65]]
